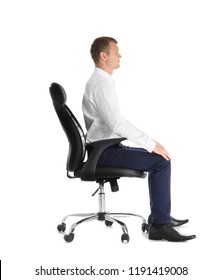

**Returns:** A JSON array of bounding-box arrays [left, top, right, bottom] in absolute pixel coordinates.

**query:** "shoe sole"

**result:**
[[149, 233, 196, 242]]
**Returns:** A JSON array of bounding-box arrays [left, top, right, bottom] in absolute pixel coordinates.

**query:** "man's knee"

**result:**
[[155, 157, 171, 172]]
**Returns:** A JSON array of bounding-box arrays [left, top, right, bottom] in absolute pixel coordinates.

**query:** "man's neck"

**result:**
[[95, 64, 113, 75]]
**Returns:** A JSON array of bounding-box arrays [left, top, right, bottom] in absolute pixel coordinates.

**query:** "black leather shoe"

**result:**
[[148, 215, 189, 227], [149, 224, 196, 242]]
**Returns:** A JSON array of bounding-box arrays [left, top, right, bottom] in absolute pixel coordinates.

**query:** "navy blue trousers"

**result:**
[[98, 144, 171, 224]]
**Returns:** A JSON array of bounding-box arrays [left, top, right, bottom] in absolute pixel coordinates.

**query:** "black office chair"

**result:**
[[49, 82, 149, 243]]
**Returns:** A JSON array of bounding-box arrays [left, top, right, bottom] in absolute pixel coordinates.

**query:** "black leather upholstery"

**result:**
[[50, 82, 67, 105], [49, 82, 147, 183]]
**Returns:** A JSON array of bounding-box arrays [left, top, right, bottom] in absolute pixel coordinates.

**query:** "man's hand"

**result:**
[[153, 142, 171, 161]]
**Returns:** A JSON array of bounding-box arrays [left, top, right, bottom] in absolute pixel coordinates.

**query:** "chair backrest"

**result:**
[[49, 82, 86, 173]]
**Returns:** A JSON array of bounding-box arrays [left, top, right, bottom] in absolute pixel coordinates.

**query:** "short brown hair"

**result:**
[[90, 36, 118, 64]]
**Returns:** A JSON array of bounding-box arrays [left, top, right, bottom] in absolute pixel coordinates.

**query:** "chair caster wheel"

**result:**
[[141, 223, 149, 233], [57, 223, 66, 232], [105, 220, 113, 227], [64, 233, 74, 242], [121, 233, 129, 243]]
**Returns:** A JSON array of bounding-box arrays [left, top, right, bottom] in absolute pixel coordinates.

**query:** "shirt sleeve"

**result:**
[[93, 82, 156, 153]]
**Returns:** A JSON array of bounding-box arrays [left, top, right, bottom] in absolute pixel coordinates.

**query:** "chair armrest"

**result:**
[[80, 137, 127, 181]]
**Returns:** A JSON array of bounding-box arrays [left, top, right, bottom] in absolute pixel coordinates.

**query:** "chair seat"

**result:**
[[75, 167, 147, 180]]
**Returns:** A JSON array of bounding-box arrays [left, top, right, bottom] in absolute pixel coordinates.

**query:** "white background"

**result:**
[[0, 0, 221, 279]]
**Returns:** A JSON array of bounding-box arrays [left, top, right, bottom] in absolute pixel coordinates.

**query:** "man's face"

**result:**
[[105, 42, 121, 71]]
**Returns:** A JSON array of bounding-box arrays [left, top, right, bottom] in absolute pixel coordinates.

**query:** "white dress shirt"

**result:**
[[82, 67, 156, 153]]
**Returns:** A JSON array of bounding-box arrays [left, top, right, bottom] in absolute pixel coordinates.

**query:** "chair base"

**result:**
[[57, 182, 148, 243]]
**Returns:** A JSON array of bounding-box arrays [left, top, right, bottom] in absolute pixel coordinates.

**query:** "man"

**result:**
[[82, 36, 195, 242]]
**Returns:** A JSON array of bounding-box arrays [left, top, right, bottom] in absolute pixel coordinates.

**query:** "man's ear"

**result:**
[[99, 51, 107, 61]]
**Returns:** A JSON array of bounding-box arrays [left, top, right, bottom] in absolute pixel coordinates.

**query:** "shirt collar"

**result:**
[[94, 67, 115, 86]]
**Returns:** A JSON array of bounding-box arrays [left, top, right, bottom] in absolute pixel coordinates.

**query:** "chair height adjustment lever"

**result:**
[[92, 187, 100, 196]]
